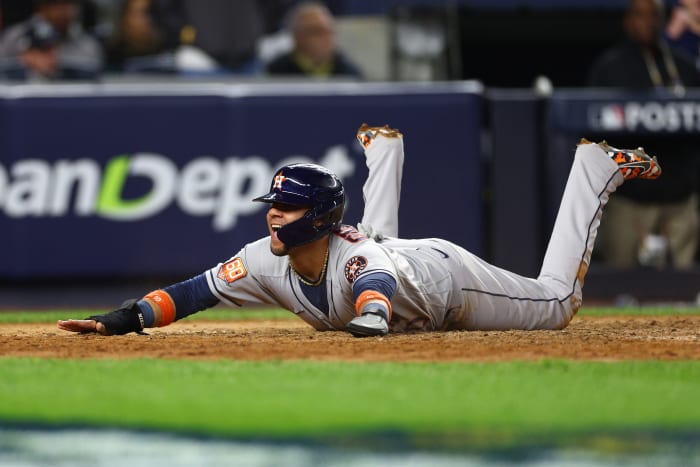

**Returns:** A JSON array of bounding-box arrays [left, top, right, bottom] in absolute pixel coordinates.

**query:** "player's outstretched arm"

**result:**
[[57, 273, 221, 336]]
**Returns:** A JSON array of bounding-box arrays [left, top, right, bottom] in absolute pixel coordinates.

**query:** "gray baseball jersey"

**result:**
[[205, 136, 623, 332]]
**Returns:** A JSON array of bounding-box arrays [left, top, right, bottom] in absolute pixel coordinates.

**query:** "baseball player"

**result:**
[[58, 123, 661, 337]]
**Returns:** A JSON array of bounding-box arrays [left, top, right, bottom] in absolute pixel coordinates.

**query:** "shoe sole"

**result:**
[[583, 139, 662, 180], [346, 322, 388, 337], [357, 123, 403, 149]]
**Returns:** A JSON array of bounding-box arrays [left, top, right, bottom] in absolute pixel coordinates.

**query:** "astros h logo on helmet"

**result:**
[[273, 172, 287, 190]]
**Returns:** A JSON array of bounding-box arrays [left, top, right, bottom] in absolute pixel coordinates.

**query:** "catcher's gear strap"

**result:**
[[140, 290, 176, 327], [88, 298, 144, 335], [355, 290, 392, 321]]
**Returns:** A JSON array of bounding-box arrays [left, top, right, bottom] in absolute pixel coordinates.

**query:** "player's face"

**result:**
[[267, 203, 309, 256]]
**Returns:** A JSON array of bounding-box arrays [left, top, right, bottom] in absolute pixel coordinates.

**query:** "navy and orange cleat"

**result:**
[[357, 123, 403, 149], [579, 138, 662, 180]]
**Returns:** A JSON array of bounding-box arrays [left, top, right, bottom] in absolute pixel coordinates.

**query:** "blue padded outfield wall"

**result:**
[[3, 81, 700, 287], [0, 82, 483, 279]]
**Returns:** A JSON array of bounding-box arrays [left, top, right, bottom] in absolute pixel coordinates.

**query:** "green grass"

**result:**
[[1, 305, 698, 324], [0, 358, 699, 443], [2, 306, 700, 447], [0, 307, 294, 324]]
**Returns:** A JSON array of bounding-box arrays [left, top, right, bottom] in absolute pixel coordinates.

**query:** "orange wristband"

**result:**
[[143, 290, 176, 327], [354, 290, 392, 320]]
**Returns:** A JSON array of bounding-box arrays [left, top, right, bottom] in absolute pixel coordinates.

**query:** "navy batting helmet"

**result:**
[[253, 163, 345, 247]]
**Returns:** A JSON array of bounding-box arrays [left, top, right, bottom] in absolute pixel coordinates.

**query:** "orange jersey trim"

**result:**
[[354, 290, 392, 320], [143, 290, 176, 327]]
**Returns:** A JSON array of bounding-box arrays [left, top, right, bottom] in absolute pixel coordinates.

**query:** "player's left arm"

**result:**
[[57, 274, 220, 335], [351, 271, 397, 323]]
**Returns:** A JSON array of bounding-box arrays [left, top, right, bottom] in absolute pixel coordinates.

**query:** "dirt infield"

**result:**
[[1, 315, 699, 361]]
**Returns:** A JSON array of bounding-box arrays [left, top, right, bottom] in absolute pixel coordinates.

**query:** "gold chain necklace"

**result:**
[[289, 247, 329, 287], [642, 41, 685, 96]]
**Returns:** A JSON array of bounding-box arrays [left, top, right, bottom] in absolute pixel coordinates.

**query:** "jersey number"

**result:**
[[217, 257, 247, 283], [336, 226, 366, 243]]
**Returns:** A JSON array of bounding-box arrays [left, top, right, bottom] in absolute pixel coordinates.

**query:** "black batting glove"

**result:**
[[87, 298, 145, 335]]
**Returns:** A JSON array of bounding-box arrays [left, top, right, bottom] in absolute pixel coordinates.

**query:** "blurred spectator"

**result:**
[[587, 0, 700, 269], [266, 2, 363, 79], [147, 0, 289, 76], [0, 0, 98, 31], [103, 0, 163, 73], [0, 0, 102, 81], [666, 0, 700, 70]]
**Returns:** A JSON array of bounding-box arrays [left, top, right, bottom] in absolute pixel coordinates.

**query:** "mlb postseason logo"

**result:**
[[588, 101, 700, 133]]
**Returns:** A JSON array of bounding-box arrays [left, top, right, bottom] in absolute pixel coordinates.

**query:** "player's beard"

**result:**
[[270, 244, 289, 256], [270, 238, 290, 256], [269, 225, 290, 256]]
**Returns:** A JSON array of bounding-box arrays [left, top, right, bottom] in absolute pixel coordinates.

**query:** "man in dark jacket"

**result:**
[[587, 0, 700, 269]]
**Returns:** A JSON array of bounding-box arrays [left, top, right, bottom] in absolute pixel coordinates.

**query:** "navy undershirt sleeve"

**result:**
[[163, 273, 220, 321], [352, 272, 397, 301]]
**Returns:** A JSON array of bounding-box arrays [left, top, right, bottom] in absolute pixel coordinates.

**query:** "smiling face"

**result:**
[[266, 202, 310, 256]]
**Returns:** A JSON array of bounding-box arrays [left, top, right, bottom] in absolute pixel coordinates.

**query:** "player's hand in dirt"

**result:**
[[57, 299, 144, 336], [57, 319, 107, 334]]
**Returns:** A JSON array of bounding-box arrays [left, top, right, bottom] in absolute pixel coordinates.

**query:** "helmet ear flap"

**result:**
[[277, 202, 344, 248], [276, 216, 318, 247], [325, 203, 344, 226]]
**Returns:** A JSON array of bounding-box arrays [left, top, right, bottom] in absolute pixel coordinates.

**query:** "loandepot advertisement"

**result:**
[[0, 84, 483, 278], [0, 147, 355, 231]]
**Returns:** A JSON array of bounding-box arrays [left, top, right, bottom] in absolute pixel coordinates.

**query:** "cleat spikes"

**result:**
[[356, 123, 403, 149], [595, 140, 662, 181]]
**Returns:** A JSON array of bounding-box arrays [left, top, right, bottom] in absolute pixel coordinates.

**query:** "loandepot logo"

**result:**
[[0, 146, 355, 231]]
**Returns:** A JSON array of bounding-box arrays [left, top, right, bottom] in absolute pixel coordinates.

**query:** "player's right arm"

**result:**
[[57, 273, 220, 335], [58, 239, 280, 335]]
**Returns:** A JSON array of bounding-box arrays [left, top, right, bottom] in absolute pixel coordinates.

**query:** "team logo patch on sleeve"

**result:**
[[217, 257, 248, 283], [344, 256, 368, 283]]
